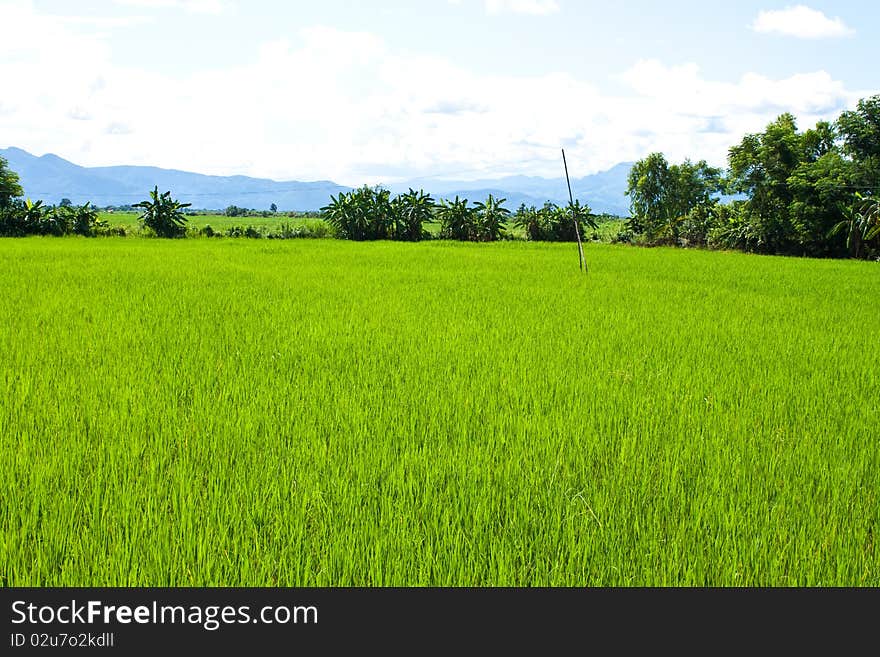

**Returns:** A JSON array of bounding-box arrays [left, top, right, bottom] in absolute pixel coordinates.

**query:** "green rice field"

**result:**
[[97, 212, 317, 230], [1, 238, 878, 586]]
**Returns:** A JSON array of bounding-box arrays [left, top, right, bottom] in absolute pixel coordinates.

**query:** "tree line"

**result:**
[[320, 186, 600, 242], [624, 94, 880, 259], [2, 93, 877, 256]]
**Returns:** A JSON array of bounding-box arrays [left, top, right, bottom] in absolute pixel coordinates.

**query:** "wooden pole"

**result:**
[[562, 148, 586, 273]]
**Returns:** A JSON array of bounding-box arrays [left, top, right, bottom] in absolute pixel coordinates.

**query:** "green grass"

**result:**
[[1, 238, 877, 586]]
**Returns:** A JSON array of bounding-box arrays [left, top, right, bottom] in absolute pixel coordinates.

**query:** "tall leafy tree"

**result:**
[[626, 152, 672, 236], [788, 150, 853, 257], [837, 95, 880, 186], [727, 113, 803, 253], [0, 156, 24, 208], [727, 111, 875, 257], [667, 159, 722, 220], [626, 153, 720, 241]]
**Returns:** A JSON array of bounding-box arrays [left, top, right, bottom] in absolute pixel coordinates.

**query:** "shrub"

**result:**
[[0, 200, 27, 236], [71, 203, 106, 237], [225, 225, 263, 238], [96, 225, 127, 237]]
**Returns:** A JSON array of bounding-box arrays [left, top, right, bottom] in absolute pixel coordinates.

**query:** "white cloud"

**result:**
[[0, 1, 866, 188], [616, 59, 858, 165], [113, 0, 232, 14], [485, 0, 560, 15], [449, 0, 560, 15], [55, 15, 153, 28], [751, 5, 854, 38]]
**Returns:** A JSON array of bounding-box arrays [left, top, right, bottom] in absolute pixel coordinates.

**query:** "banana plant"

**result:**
[[322, 186, 395, 240], [472, 194, 510, 242], [134, 186, 191, 238], [72, 202, 105, 236], [321, 192, 353, 238], [829, 193, 880, 258], [392, 189, 434, 241], [568, 199, 599, 233], [24, 199, 47, 233], [437, 196, 476, 241], [513, 203, 543, 241]]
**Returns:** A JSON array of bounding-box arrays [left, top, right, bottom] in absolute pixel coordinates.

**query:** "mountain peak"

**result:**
[[38, 152, 73, 165], [1, 146, 34, 159]]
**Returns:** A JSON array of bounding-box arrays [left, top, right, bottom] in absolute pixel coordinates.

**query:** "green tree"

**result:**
[[270, 203, 278, 213], [134, 186, 191, 238], [727, 113, 802, 253], [626, 152, 672, 237], [626, 154, 720, 242], [0, 156, 24, 208], [667, 159, 722, 220], [787, 150, 853, 257], [728, 112, 873, 257], [0, 199, 27, 236], [59, 198, 73, 208], [837, 95, 880, 184]]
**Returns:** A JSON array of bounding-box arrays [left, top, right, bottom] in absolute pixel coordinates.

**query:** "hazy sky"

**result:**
[[1, 0, 876, 184]]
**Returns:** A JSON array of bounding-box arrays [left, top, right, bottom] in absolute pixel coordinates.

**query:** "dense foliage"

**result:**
[[321, 185, 398, 241], [626, 94, 880, 259], [512, 200, 599, 242], [0, 198, 107, 237], [321, 187, 594, 243], [0, 156, 24, 208]]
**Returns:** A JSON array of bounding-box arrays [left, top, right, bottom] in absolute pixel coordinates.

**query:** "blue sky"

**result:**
[[1, 0, 877, 184]]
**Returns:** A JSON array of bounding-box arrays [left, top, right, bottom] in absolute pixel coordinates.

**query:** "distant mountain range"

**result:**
[[1, 147, 634, 216]]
